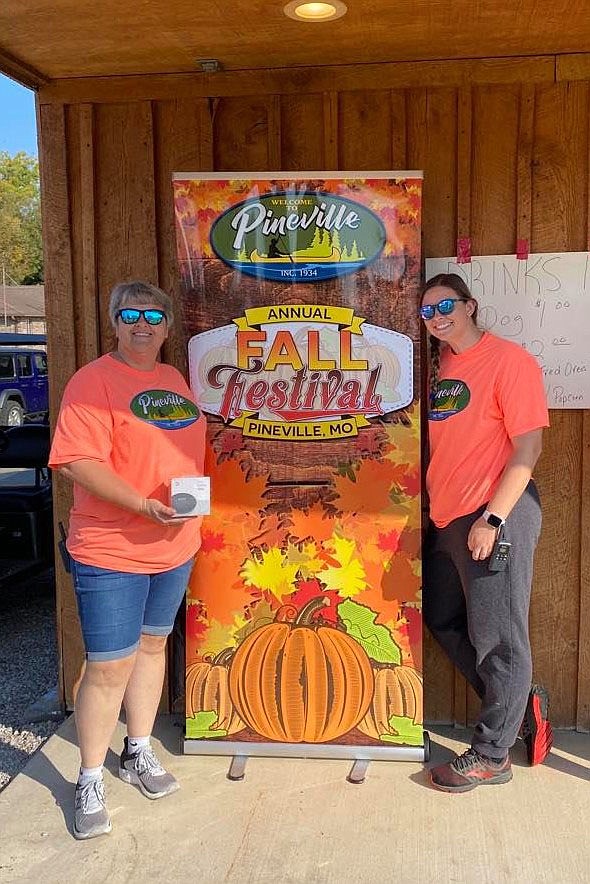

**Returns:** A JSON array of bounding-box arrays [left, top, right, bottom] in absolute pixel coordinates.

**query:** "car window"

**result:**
[[34, 353, 48, 376], [0, 354, 16, 379], [17, 354, 33, 377]]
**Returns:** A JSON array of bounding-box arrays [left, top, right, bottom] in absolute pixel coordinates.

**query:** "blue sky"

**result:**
[[0, 74, 38, 156]]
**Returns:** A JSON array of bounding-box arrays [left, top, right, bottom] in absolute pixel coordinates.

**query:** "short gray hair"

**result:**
[[108, 281, 174, 328]]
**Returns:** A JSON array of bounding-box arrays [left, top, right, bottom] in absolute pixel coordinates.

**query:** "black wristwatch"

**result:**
[[482, 509, 505, 529]]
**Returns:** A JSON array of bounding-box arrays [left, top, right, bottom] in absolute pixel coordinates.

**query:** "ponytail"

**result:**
[[429, 335, 441, 404]]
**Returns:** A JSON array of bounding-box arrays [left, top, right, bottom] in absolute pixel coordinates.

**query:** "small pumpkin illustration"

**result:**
[[228, 597, 374, 743], [186, 649, 245, 735], [357, 664, 423, 740]]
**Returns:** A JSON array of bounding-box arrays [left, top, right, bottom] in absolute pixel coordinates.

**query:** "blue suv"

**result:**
[[0, 347, 49, 426]]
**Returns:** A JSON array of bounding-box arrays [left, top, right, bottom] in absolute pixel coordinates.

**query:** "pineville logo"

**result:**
[[130, 389, 200, 430], [429, 379, 470, 421], [210, 191, 386, 283]]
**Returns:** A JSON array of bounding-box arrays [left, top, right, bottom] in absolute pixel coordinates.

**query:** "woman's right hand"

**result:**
[[140, 498, 185, 525]]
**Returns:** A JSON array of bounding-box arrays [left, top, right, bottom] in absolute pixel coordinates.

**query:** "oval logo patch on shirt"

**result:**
[[130, 389, 200, 430], [429, 379, 470, 421]]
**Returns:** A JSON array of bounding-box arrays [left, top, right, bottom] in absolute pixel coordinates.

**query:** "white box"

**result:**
[[170, 476, 210, 517]]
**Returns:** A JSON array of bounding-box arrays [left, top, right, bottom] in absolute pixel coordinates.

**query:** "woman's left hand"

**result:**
[[467, 517, 498, 561]]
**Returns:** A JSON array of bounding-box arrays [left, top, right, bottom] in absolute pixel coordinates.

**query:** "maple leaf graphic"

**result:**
[[207, 455, 269, 516], [199, 619, 237, 658], [382, 551, 422, 605], [284, 541, 324, 579], [251, 513, 290, 549], [200, 529, 225, 553], [217, 429, 244, 456], [377, 529, 401, 553], [240, 547, 299, 601], [321, 535, 367, 597], [352, 427, 385, 457], [186, 601, 208, 641], [330, 459, 396, 516], [287, 503, 333, 544]]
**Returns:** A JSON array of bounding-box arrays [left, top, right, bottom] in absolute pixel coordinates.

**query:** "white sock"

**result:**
[[78, 765, 103, 786], [127, 735, 150, 754]]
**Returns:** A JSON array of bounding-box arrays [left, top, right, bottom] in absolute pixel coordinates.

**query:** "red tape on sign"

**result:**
[[456, 237, 472, 264], [516, 238, 529, 260]]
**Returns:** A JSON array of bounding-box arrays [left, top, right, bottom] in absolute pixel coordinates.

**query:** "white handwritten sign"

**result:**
[[425, 252, 590, 409]]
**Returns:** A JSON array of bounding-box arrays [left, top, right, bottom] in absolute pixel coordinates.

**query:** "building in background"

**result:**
[[0, 286, 45, 335]]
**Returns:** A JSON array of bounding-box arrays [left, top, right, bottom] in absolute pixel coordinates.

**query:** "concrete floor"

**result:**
[[0, 716, 588, 884]]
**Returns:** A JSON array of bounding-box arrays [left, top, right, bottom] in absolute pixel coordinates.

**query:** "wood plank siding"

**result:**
[[37, 55, 590, 729]]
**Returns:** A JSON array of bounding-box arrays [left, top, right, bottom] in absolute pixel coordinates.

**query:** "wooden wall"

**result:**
[[37, 54, 590, 729]]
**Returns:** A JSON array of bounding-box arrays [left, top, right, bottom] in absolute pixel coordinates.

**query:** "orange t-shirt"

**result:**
[[427, 332, 549, 528], [49, 354, 206, 572]]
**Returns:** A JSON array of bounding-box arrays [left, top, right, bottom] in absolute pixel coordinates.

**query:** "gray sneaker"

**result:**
[[118, 738, 179, 800], [73, 777, 112, 840]]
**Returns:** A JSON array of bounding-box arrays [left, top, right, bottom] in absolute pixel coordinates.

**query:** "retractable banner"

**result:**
[[173, 173, 424, 759]]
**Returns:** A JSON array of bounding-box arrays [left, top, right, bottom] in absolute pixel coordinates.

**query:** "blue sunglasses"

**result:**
[[419, 298, 468, 320], [117, 308, 166, 326]]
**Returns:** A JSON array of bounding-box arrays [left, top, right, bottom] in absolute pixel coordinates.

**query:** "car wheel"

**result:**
[[1, 401, 24, 427]]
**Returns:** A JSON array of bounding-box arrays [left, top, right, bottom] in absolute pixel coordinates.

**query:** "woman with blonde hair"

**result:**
[[50, 280, 206, 837]]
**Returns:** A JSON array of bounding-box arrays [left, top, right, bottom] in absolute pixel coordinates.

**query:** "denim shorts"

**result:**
[[71, 558, 194, 662]]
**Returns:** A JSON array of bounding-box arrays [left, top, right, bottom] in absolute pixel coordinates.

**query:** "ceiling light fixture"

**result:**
[[283, 1, 347, 22]]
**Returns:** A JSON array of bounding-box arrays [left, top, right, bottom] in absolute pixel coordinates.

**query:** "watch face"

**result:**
[[486, 513, 503, 528]]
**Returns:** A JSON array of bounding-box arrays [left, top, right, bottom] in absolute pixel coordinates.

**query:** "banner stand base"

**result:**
[[227, 755, 247, 781], [184, 736, 430, 780], [346, 759, 370, 784], [226, 756, 372, 784]]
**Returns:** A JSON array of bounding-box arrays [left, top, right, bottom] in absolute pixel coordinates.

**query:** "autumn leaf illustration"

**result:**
[[382, 551, 422, 605], [207, 455, 269, 516], [388, 462, 421, 498], [232, 599, 275, 645], [200, 529, 225, 553], [377, 529, 402, 553], [338, 598, 402, 665], [199, 619, 237, 658], [190, 553, 257, 624], [185, 711, 227, 740], [284, 541, 324, 578], [355, 538, 383, 565], [240, 547, 299, 600], [331, 459, 397, 516], [251, 513, 290, 549], [287, 503, 333, 544], [397, 526, 422, 559], [379, 714, 423, 746], [321, 535, 366, 597]]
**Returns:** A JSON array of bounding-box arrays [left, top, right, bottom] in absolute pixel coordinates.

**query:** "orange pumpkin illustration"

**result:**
[[186, 649, 245, 735], [358, 664, 423, 740], [228, 598, 374, 743]]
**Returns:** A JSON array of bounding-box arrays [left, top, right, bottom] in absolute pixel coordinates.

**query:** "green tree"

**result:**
[[0, 151, 43, 284]]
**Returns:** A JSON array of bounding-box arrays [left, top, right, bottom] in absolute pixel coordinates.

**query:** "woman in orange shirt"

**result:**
[[49, 281, 206, 839], [421, 273, 552, 792]]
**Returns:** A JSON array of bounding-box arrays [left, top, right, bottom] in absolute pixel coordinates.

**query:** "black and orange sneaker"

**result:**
[[430, 748, 513, 793], [522, 684, 553, 766]]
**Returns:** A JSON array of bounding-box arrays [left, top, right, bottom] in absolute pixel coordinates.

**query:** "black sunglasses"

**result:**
[[419, 298, 468, 320], [117, 308, 167, 326]]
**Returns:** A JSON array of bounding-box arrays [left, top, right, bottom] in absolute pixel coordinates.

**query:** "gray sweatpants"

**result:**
[[423, 481, 542, 760]]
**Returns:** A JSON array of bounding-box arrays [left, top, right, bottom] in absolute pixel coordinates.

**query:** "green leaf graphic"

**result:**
[[186, 711, 228, 740], [338, 599, 402, 664], [380, 714, 423, 746]]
